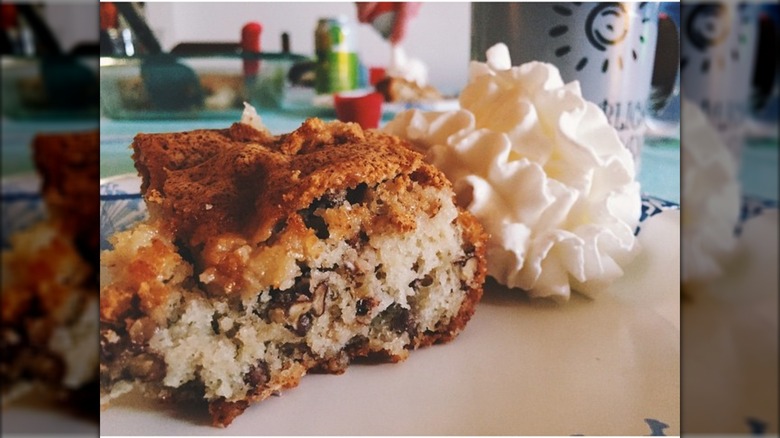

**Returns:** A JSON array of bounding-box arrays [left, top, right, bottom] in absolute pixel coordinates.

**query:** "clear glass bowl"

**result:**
[[99, 52, 309, 120], [1, 56, 99, 120]]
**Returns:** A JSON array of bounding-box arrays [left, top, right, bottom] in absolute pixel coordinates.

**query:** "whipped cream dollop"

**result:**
[[681, 98, 741, 283], [240, 102, 269, 133], [384, 43, 641, 300], [387, 45, 428, 87]]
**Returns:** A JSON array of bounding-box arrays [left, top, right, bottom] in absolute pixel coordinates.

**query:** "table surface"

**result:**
[[2, 110, 778, 205]]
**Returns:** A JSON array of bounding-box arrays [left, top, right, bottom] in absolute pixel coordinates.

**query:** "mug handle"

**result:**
[[750, 11, 777, 112], [649, 11, 680, 115]]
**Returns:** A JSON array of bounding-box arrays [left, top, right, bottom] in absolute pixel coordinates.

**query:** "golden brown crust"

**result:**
[[32, 130, 100, 260], [99, 236, 183, 323], [132, 118, 445, 248]]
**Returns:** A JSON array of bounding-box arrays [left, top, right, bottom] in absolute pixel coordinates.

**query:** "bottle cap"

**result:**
[[100, 3, 118, 31], [242, 22, 262, 77], [2, 4, 18, 29]]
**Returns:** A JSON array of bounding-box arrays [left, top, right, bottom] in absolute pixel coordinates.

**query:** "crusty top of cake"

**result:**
[[32, 130, 100, 262], [132, 118, 450, 247]]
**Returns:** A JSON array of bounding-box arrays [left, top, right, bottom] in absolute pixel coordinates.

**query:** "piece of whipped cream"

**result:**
[[384, 43, 641, 300], [387, 45, 428, 87], [240, 102, 268, 133], [681, 98, 741, 283]]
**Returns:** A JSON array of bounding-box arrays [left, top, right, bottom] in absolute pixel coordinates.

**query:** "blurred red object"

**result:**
[[100, 2, 118, 30], [356, 2, 421, 44], [2, 4, 19, 29], [369, 67, 386, 86], [241, 22, 262, 78], [334, 92, 383, 129]]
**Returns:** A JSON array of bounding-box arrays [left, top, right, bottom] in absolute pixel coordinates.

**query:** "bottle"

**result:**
[[100, 2, 123, 56], [241, 22, 262, 80], [366, 2, 397, 40], [281, 32, 290, 54], [100, 3, 136, 56], [3, 4, 36, 55], [314, 16, 359, 94], [1, 4, 22, 54]]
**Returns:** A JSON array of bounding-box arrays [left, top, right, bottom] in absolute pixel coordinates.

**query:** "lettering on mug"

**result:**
[[599, 99, 647, 132], [599, 99, 646, 158], [699, 98, 748, 127]]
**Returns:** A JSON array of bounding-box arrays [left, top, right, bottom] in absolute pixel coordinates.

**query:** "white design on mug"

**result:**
[[682, 3, 751, 74], [551, 2, 655, 74]]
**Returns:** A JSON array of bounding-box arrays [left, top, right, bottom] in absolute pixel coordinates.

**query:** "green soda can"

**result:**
[[315, 16, 359, 94]]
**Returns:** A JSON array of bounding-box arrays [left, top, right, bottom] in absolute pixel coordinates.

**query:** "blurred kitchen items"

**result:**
[[100, 52, 306, 119], [363, 2, 397, 40], [646, 3, 681, 138], [1, 3, 98, 119], [99, 2, 134, 56], [747, 3, 778, 140], [681, 2, 776, 160], [333, 91, 383, 129], [241, 21, 262, 82], [2, 56, 98, 119], [369, 66, 386, 86], [471, 2, 678, 171], [2, 4, 33, 55], [315, 16, 359, 94], [14, 4, 61, 55], [115, 2, 204, 111]]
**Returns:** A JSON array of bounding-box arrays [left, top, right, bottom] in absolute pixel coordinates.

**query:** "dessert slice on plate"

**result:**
[[99, 118, 487, 426], [1, 131, 99, 412]]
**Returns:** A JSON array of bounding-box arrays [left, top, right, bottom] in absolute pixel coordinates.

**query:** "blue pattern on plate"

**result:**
[[635, 195, 680, 235], [99, 182, 147, 250], [1, 178, 46, 249], [736, 196, 778, 235]]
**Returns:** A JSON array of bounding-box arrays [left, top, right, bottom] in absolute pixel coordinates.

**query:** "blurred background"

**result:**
[[678, 1, 778, 435], [141, 2, 470, 94], [1, 1, 99, 435]]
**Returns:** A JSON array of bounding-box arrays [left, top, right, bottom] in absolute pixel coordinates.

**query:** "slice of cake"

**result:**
[[1, 131, 99, 412], [99, 118, 487, 426]]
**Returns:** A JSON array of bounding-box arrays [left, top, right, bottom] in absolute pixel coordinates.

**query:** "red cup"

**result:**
[[333, 92, 384, 130], [369, 67, 386, 86]]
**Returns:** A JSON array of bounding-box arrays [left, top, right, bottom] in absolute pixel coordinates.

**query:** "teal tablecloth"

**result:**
[[740, 139, 778, 201], [1, 119, 98, 176]]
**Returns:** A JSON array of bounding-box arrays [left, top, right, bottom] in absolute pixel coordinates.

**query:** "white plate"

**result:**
[[382, 98, 460, 116], [682, 204, 778, 434], [98, 174, 681, 435], [1, 389, 98, 436]]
